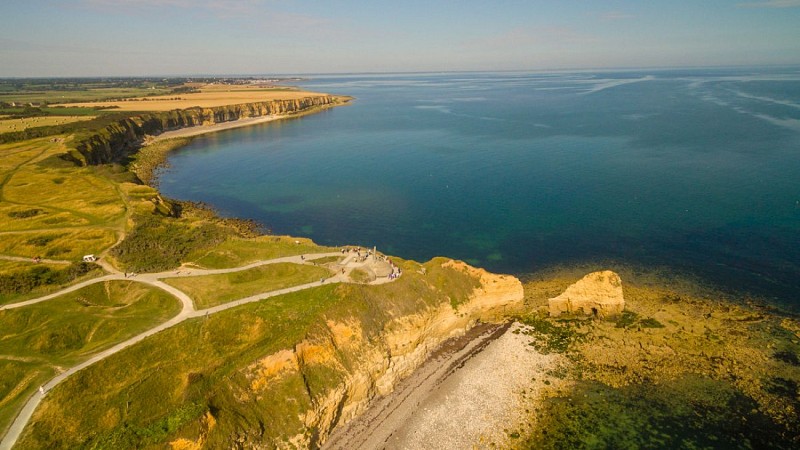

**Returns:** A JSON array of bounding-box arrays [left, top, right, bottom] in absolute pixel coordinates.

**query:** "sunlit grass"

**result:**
[[0, 280, 181, 437], [186, 236, 335, 269], [164, 263, 331, 309], [15, 259, 480, 448]]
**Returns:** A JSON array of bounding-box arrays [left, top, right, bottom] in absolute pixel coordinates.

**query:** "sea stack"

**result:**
[[548, 270, 625, 318]]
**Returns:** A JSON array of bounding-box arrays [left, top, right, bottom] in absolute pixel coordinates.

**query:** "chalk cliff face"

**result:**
[[225, 260, 523, 448], [548, 270, 624, 318], [64, 96, 345, 166]]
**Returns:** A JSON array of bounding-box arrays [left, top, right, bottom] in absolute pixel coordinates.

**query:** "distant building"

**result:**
[[82, 254, 97, 262]]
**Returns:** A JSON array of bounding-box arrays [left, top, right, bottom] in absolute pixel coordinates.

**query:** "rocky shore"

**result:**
[[315, 265, 799, 449]]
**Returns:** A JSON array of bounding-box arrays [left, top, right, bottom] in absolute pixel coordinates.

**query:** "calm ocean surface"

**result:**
[[156, 68, 800, 306]]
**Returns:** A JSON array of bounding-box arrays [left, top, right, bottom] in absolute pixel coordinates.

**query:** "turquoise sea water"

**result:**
[[156, 68, 800, 306]]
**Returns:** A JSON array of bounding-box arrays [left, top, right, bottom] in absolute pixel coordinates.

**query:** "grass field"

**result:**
[[58, 84, 330, 111], [0, 229, 118, 261], [164, 263, 331, 309], [0, 280, 181, 437], [13, 259, 479, 449], [0, 116, 95, 134], [0, 138, 138, 303], [186, 236, 335, 269], [0, 138, 127, 268]]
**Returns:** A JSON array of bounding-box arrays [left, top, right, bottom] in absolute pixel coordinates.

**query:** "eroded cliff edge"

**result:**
[[17, 257, 523, 449], [234, 259, 524, 449], [63, 95, 346, 166]]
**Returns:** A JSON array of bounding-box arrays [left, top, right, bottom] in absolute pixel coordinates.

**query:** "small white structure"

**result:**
[[82, 254, 97, 262]]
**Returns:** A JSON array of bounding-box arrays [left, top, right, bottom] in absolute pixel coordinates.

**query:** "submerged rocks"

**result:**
[[548, 270, 624, 318]]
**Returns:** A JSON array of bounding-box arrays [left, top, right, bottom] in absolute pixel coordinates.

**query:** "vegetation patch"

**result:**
[[0, 262, 97, 303], [111, 214, 228, 272], [517, 313, 585, 354], [23, 234, 64, 247], [348, 268, 372, 284], [639, 317, 665, 328], [187, 236, 332, 269], [0, 280, 180, 435], [164, 263, 330, 309], [0, 228, 117, 261], [519, 377, 790, 450], [7, 208, 43, 219]]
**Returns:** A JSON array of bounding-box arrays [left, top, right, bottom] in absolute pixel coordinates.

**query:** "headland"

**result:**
[[0, 78, 797, 449]]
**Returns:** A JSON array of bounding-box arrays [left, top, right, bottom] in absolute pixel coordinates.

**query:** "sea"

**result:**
[[155, 68, 800, 307]]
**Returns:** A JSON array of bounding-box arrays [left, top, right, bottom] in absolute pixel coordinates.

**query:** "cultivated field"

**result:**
[[0, 116, 95, 134], [58, 84, 331, 111], [0, 79, 181, 106]]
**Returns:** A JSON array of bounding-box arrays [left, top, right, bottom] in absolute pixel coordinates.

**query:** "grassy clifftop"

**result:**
[[14, 258, 521, 449]]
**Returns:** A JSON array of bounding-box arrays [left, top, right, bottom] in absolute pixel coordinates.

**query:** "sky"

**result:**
[[1, 0, 800, 77]]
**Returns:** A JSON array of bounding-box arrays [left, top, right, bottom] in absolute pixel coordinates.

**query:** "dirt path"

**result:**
[[0, 251, 399, 450], [0, 255, 70, 265]]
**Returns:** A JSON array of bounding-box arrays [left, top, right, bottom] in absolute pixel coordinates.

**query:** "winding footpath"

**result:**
[[0, 251, 386, 450]]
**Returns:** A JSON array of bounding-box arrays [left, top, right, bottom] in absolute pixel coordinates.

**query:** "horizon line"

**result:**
[[2, 63, 800, 80]]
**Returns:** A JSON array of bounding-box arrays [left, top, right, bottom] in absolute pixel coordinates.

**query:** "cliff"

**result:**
[[233, 259, 524, 448], [63, 95, 345, 166], [15, 258, 524, 450]]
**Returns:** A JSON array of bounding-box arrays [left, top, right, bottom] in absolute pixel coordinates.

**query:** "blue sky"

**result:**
[[1, 0, 799, 76]]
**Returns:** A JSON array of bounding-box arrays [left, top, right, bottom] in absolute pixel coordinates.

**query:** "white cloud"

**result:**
[[738, 0, 800, 7]]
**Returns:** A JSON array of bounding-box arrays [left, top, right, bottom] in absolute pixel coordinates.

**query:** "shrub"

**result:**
[[111, 215, 227, 272], [0, 262, 96, 295], [8, 209, 43, 219]]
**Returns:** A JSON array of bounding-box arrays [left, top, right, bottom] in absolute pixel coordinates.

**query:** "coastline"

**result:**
[[131, 98, 350, 186], [148, 95, 351, 143], [121, 92, 800, 447], [4, 85, 800, 448], [149, 114, 281, 141]]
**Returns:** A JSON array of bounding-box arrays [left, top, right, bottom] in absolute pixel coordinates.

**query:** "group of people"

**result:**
[[339, 246, 403, 281], [341, 246, 374, 263]]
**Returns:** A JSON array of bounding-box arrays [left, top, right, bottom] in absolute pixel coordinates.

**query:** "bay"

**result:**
[[156, 68, 800, 306]]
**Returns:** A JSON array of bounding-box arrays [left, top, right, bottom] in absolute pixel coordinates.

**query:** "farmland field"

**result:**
[[0, 116, 94, 134]]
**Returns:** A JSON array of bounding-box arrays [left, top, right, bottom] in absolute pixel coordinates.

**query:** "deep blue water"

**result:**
[[156, 68, 800, 306]]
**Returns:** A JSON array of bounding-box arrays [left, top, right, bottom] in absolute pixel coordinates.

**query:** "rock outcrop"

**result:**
[[548, 270, 624, 318]]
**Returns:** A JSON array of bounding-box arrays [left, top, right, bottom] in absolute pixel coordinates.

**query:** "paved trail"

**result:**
[[0, 251, 393, 450]]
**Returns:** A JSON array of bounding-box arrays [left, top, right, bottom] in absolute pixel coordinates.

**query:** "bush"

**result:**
[[0, 262, 96, 295], [639, 317, 665, 328], [8, 209, 43, 219], [111, 215, 227, 272], [25, 234, 63, 247]]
